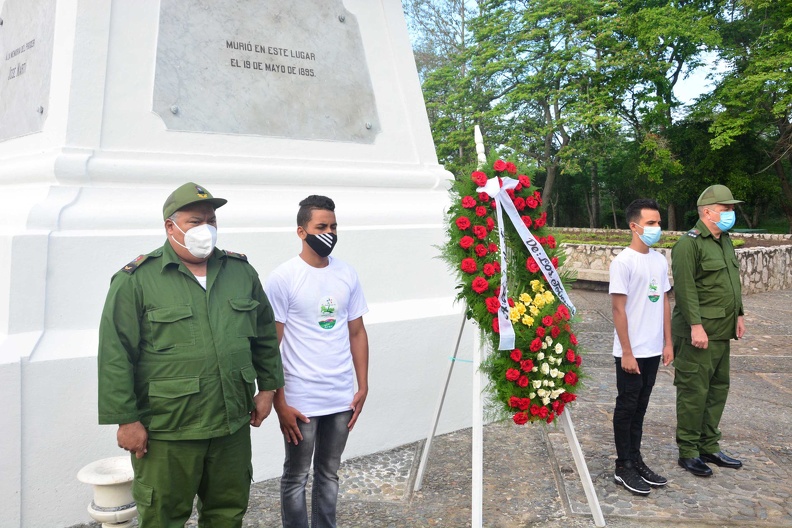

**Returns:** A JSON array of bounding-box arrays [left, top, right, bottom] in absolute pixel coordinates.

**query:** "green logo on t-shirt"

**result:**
[[648, 278, 660, 303], [318, 297, 337, 329]]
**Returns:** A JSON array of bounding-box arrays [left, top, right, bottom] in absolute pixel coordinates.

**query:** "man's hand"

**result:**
[[117, 421, 148, 459], [690, 324, 709, 349], [348, 387, 368, 430], [662, 344, 673, 366], [736, 315, 746, 339], [275, 404, 310, 445], [250, 391, 275, 427], [620, 355, 640, 375]]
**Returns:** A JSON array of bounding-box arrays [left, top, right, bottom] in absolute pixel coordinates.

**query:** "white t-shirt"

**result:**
[[608, 247, 670, 358], [265, 255, 368, 417]]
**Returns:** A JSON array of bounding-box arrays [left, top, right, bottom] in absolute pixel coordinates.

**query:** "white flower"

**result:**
[[550, 368, 559, 378], [555, 343, 563, 354], [531, 367, 538, 373], [532, 380, 542, 389], [557, 370, 566, 379], [529, 392, 536, 399], [540, 363, 550, 375], [551, 389, 565, 399], [537, 389, 547, 397], [537, 352, 545, 361], [541, 342, 548, 350], [542, 379, 550, 387], [549, 381, 555, 388], [542, 397, 550, 405], [545, 336, 553, 345]]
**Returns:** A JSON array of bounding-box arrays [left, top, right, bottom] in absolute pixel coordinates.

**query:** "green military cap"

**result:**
[[696, 184, 744, 206], [162, 182, 228, 220]]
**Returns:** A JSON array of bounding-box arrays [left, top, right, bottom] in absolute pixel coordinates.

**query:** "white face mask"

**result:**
[[171, 222, 217, 259]]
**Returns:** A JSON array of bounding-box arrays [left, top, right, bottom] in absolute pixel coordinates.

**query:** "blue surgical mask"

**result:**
[[635, 224, 662, 247], [710, 209, 736, 232]]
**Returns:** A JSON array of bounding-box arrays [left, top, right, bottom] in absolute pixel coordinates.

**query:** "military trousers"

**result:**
[[673, 337, 731, 459], [131, 424, 252, 528]]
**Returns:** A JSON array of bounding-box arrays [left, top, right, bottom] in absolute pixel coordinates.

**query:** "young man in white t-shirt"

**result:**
[[266, 195, 369, 528], [609, 198, 673, 496]]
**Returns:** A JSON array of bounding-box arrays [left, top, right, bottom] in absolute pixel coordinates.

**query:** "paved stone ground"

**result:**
[[76, 288, 792, 527]]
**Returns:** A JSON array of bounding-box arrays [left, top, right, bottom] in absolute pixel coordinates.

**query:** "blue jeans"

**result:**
[[281, 410, 352, 528]]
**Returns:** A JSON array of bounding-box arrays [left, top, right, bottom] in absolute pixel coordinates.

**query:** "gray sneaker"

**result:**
[[614, 460, 651, 495]]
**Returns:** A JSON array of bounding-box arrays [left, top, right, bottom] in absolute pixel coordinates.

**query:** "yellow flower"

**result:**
[[529, 305, 540, 316], [543, 291, 554, 303], [534, 296, 546, 309], [521, 315, 534, 327], [530, 280, 543, 292], [509, 307, 521, 322], [519, 293, 532, 304], [516, 303, 526, 315]]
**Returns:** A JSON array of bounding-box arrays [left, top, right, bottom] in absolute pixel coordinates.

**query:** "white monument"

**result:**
[[0, 1, 471, 526]]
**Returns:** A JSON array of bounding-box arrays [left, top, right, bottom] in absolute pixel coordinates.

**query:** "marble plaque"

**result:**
[[153, 0, 381, 143], [0, 0, 56, 142]]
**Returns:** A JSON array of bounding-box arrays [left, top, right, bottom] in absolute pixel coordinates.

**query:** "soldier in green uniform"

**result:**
[[671, 184, 746, 477], [98, 182, 284, 527]]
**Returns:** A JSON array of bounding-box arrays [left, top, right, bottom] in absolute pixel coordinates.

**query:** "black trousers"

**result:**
[[613, 355, 661, 464]]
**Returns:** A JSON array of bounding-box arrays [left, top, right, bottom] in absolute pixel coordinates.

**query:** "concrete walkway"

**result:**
[[240, 288, 792, 528]]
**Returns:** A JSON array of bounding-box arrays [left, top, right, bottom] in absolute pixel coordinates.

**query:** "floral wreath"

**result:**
[[441, 158, 583, 424]]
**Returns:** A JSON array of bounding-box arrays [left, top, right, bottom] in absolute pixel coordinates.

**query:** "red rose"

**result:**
[[521, 359, 534, 372], [492, 261, 501, 272], [507, 297, 514, 307], [575, 355, 582, 367], [510, 349, 522, 362], [486, 217, 495, 232], [461, 196, 476, 208], [493, 159, 507, 172], [471, 277, 489, 294], [485, 296, 500, 314], [553, 313, 562, 323], [517, 375, 529, 388], [518, 398, 531, 411], [526, 197, 539, 209], [509, 396, 521, 408], [537, 236, 546, 245], [460, 258, 477, 274], [570, 333, 578, 345], [506, 368, 520, 381], [515, 183, 523, 192], [522, 215, 533, 228], [535, 326, 546, 338], [492, 317, 500, 333], [483, 263, 496, 277], [478, 192, 490, 202], [473, 225, 488, 239], [505, 161, 517, 174], [535, 212, 547, 228], [456, 216, 471, 230], [552, 400, 562, 413], [538, 406, 549, 419], [561, 392, 577, 403], [530, 338, 542, 352], [546, 412, 555, 424], [518, 175, 531, 187], [551, 326, 561, 338], [542, 315, 554, 326], [471, 171, 488, 186], [513, 197, 526, 211], [547, 235, 557, 248], [557, 305, 570, 320], [513, 412, 529, 425], [551, 257, 559, 268], [490, 200, 497, 210], [534, 190, 542, 202], [556, 402, 565, 416], [475, 206, 488, 217], [530, 404, 540, 416], [506, 189, 516, 200], [474, 244, 488, 257], [564, 371, 578, 385], [488, 243, 498, 253], [459, 236, 474, 249], [526, 257, 540, 273], [566, 349, 576, 362]]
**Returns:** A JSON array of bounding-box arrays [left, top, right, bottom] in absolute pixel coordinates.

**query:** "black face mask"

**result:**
[[305, 232, 337, 258]]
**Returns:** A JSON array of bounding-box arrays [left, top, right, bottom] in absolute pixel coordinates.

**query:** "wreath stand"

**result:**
[[413, 313, 606, 528]]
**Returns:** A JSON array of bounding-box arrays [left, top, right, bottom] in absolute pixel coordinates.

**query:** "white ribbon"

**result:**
[[478, 176, 577, 350]]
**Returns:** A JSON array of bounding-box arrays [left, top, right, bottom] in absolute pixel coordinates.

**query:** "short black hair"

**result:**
[[625, 199, 660, 225], [297, 195, 335, 227]]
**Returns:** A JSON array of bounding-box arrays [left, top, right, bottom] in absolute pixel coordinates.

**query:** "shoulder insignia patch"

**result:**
[[686, 229, 700, 238], [225, 250, 248, 262], [121, 255, 149, 274]]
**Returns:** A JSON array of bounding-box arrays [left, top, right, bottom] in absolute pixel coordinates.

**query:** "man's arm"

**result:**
[[662, 293, 673, 366], [671, 238, 708, 348], [347, 316, 369, 430], [271, 321, 310, 443], [249, 278, 284, 426], [611, 293, 640, 374]]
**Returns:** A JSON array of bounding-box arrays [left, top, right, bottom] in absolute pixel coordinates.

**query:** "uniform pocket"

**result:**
[[700, 306, 726, 319], [132, 480, 153, 507], [147, 305, 195, 351], [147, 377, 201, 431], [672, 355, 699, 388], [229, 298, 260, 338], [241, 365, 257, 410]]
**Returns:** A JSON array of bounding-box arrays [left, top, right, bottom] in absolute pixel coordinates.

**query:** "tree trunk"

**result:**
[[590, 163, 600, 228], [611, 195, 618, 229], [667, 203, 677, 231], [542, 164, 557, 206]]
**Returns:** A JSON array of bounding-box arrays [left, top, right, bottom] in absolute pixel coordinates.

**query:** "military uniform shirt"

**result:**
[[671, 219, 743, 341], [98, 242, 284, 441]]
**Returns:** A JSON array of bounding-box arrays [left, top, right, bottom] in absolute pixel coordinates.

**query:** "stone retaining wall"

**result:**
[[559, 231, 792, 294]]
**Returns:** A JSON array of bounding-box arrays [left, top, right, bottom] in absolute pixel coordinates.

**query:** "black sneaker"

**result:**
[[614, 461, 651, 495], [635, 459, 668, 486]]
